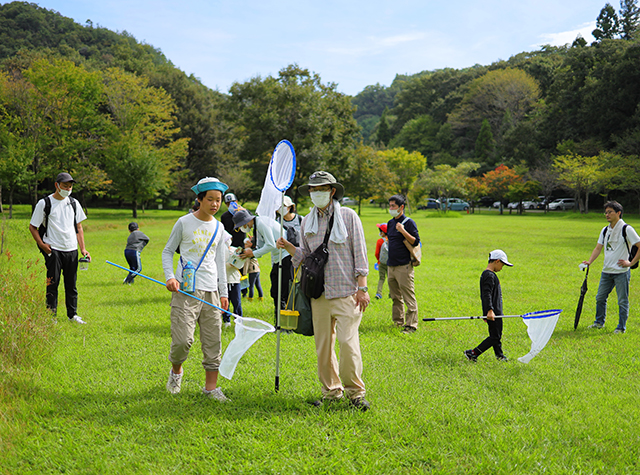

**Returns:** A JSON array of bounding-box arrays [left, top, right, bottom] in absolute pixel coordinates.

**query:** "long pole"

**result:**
[[274, 192, 285, 393], [106, 260, 239, 318], [423, 315, 524, 322]]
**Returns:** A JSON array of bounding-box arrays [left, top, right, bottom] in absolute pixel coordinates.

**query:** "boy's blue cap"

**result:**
[[191, 177, 228, 195]]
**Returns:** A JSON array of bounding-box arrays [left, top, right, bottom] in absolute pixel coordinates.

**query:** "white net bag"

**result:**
[[219, 316, 275, 379]]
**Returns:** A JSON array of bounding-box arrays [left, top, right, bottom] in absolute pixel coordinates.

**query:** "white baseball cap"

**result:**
[[489, 249, 513, 266]]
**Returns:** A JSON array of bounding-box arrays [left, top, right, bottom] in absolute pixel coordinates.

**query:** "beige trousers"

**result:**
[[387, 263, 419, 329], [169, 290, 223, 371], [311, 293, 366, 400]]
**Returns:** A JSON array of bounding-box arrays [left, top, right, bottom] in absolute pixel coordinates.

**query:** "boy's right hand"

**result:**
[[166, 278, 180, 292]]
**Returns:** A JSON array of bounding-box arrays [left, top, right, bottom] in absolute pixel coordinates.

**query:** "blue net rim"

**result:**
[[522, 309, 562, 320], [269, 139, 296, 192]]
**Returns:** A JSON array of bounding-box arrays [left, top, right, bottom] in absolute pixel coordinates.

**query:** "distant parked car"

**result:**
[[507, 201, 519, 209], [340, 196, 358, 206], [522, 199, 541, 210], [477, 196, 494, 207], [418, 198, 441, 210], [548, 198, 576, 211], [493, 201, 503, 209], [444, 198, 470, 211]]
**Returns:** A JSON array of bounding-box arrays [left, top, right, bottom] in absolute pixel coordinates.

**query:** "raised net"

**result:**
[[256, 140, 296, 218]]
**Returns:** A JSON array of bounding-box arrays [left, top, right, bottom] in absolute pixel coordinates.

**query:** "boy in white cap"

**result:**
[[464, 249, 513, 362], [161, 177, 230, 401]]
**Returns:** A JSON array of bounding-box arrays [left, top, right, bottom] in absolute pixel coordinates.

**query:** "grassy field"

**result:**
[[1, 204, 640, 474]]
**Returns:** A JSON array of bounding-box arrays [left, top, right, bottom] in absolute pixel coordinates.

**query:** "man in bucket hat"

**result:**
[[29, 172, 90, 324], [277, 171, 371, 411]]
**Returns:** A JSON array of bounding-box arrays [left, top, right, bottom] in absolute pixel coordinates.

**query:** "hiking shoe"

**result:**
[[375, 293, 382, 299], [588, 323, 604, 329], [402, 326, 416, 334], [464, 349, 478, 362], [166, 369, 183, 394], [350, 397, 371, 412], [69, 315, 86, 324], [203, 387, 229, 402], [496, 355, 509, 362], [613, 328, 626, 334]]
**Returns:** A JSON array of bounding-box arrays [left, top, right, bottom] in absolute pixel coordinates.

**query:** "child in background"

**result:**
[[123, 222, 150, 284], [243, 237, 263, 302], [464, 249, 513, 363], [225, 240, 243, 326], [374, 223, 389, 299]]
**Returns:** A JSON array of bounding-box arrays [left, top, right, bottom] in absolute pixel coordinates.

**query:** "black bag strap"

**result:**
[[323, 213, 335, 246], [623, 224, 630, 252], [41, 195, 78, 237]]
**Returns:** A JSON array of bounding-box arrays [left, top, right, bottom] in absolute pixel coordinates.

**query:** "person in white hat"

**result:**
[[464, 249, 513, 362]]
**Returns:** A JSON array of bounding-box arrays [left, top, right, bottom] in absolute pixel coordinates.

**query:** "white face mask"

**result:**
[[58, 187, 72, 198], [279, 205, 289, 215], [389, 208, 400, 217], [310, 191, 331, 209], [240, 225, 250, 233]]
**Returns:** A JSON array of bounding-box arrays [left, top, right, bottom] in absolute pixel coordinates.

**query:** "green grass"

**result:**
[[2, 204, 640, 474]]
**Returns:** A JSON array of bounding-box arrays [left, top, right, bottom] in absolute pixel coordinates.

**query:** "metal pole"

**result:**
[[274, 192, 285, 392], [423, 315, 524, 321]]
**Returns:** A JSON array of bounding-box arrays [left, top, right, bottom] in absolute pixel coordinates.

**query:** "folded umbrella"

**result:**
[[574, 264, 589, 330]]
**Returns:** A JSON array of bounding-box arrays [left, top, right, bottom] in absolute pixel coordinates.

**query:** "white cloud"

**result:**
[[535, 21, 596, 47]]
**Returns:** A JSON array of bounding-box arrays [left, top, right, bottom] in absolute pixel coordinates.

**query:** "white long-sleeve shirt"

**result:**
[[162, 213, 228, 296]]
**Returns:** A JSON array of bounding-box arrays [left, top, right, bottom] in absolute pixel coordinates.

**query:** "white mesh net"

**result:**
[[517, 310, 561, 364], [219, 316, 275, 379], [256, 140, 296, 218]]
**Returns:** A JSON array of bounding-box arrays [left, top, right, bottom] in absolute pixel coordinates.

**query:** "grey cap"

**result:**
[[232, 209, 254, 229], [298, 171, 344, 201], [56, 172, 75, 183], [224, 193, 238, 204]]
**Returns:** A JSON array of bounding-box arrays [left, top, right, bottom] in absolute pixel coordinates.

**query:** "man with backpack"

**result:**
[[387, 194, 420, 334], [28, 172, 90, 324], [582, 201, 640, 334]]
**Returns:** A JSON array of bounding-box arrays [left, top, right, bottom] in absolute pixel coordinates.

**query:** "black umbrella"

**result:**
[[574, 265, 590, 330]]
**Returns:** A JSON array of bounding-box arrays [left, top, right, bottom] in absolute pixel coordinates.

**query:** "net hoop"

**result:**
[[522, 309, 562, 320], [234, 316, 275, 333], [269, 139, 296, 192]]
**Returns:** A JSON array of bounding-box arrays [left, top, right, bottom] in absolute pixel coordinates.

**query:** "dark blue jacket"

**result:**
[[386, 215, 420, 267]]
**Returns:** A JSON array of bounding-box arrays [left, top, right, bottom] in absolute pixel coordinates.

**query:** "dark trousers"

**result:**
[[248, 272, 263, 298], [123, 249, 141, 283], [227, 283, 242, 321], [270, 256, 294, 323], [44, 249, 79, 319], [475, 317, 504, 357]]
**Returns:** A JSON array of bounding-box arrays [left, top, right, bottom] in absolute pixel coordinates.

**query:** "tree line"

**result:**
[[1, 1, 640, 217]]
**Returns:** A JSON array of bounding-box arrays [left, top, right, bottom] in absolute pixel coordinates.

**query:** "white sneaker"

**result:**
[[224, 321, 231, 328], [203, 387, 229, 402], [70, 315, 86, 324], [166, 369, 183, 394]]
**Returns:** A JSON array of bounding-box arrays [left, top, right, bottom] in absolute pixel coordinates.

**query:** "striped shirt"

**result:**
[[291, 202, 369, 299]]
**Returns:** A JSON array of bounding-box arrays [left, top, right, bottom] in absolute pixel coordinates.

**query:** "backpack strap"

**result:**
[[623, 224, 630, 253], [69, 196, 78, 234]]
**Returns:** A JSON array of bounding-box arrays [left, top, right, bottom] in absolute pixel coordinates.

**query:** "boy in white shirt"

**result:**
[[582, 201, 640, 333], [28, 172, 90, 324], [161, 177, 230, 401]]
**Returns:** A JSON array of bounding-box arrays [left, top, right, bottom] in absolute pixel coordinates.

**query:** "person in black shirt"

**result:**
[[220, 193, 245, 321], [386, 194, 420, 333], [464, 249, 513, 362]]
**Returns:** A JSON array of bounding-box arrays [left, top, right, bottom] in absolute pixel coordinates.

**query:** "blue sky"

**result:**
[[17, 0, 607, 95]]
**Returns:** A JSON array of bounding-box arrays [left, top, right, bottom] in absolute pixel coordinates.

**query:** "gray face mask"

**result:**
[[310, 191, 331, 208]]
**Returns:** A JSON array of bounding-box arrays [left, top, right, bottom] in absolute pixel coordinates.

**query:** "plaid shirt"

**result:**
[[292, 202, 369, 299]]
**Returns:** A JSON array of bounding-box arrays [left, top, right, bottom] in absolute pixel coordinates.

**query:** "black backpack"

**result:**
[[283, 214, 302, 247], [602, 225, 638, 269], [38, 195, 78, 239], [300, 214, 334, 299]]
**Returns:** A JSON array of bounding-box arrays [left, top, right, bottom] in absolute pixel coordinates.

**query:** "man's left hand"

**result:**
[[220, 297, 229, 311], [240, 249, 254, 259], [618, 259, 632, 268], [355, 290, 370, 312], [82, 250, 91, 262]]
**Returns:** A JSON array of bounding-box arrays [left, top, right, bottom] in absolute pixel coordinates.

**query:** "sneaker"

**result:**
[[588, 323, 604, 329], [613, 328, 626, 334], [224, 321, 231, 328], [350, 397, 371, 412], [496, 355, 509, 362], [247, 297, 253, 302], [203, 387, 229, 402], [166, 369, 183, 394], [258, 297, 264, 301], [308, 397, 341, 407], [402, 326, 416, 334], [375, 293, 382, 299], [464, 349, 478, 362], [69, 315, 86, 324]]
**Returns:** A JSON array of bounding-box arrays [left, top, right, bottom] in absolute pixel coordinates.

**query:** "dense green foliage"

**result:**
[[1, 1, 640, 216]]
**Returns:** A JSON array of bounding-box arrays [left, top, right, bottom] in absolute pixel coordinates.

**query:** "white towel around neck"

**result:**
[[304, 199, 348, 244]]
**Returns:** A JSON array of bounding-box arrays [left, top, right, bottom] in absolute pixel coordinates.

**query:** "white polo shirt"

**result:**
[[598, 219, 640, 274], [30, 195, 87, 252]]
